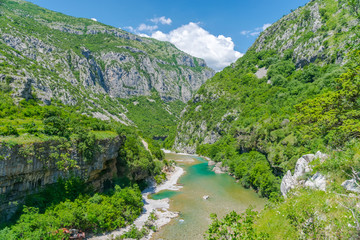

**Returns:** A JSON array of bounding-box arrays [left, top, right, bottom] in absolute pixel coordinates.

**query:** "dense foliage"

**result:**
[[118, 90, 186, 139], [0, 89, 165, 234], [0, 185, 143, 239], [205, 209, 268, 240]]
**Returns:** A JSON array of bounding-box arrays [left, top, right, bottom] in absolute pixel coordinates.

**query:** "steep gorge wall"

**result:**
[[0, 136, 124, 222]]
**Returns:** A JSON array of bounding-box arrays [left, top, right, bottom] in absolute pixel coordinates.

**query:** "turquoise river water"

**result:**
[[151, 153, 266, 240]]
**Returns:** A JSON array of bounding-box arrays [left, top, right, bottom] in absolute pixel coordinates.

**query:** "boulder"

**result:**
[[280, 170, 298, 196], [208, 160, 216, 166], [342, 179, 360, 193], [212, 162, 229, 174], [305, 172, 326, 191], [280, 152, 328, 197], [213, 166, 225, 174], [203, 195, 209, 200]]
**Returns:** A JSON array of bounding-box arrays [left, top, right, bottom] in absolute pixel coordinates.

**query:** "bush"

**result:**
[[0, 125, 19, 136], [23, 121, 38, 134], [43, 116, 70, 138], [205, 209, 268, 240], [1, 185, 144, 239]]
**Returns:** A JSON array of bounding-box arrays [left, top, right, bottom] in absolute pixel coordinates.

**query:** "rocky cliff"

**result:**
[[0, 0, 214, 126], [0, 136, 124, 222]]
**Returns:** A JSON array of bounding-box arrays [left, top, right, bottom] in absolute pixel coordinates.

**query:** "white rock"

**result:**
[[255, 67, 267, 79], [293, 154, 315, 178], [342, 179, 360, 193], [280, 152, 328, 197], [305, 172, 326, 191], [208, 160, 216, 166], [315, 151, 328, 163]]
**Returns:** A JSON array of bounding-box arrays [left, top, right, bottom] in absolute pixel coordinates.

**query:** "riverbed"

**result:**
[[151, 153, 267, 240]]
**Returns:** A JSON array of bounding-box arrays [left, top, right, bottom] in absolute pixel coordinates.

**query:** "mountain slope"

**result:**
[[173, 0, 359, 195], [174, 0, 357, 154], [0, 0, 214, 137]]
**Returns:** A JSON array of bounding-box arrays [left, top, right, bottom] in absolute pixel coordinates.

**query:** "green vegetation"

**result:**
[[118, 90, 186, 139], [0, 0, 211, 143], [178, 0, 359, 199], [0, 184, 143, 239], [207, 188, 359, 239], [198, 0, 360, 238], [0, 85, 165, 235], [205, 209, 268, 240]]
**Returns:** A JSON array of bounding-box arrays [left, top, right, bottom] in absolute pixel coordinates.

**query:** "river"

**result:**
[[151, 153, 267, 240]]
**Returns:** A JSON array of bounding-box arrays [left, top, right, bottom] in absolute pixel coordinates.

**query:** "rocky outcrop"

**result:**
[[251, 1, 358, 68], [212, 162, 229, 174], [342, 179, 360, 193], [281, 151, 328, 197], [0, 136, 125, 222], [255, 67, 268, 79], [304, 172, 327, 191]]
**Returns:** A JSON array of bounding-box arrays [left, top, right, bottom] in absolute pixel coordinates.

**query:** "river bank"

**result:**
[[152, 153, 267, 239], [88, 165, 185, 240]]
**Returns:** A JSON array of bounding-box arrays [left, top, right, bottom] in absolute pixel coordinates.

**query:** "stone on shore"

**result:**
[[212, 162, 229, 174], [208, 160, 216, 166]]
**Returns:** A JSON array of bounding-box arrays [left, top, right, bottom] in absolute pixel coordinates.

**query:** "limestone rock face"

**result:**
[[0, 0, 215, 124], [0, 137, 124, 222], [342, 179, 360, 193], [280, 170, 298, 197], [280, 151, 328, 197], [305, 172, 327, 191], [252, 1, 357, 68]]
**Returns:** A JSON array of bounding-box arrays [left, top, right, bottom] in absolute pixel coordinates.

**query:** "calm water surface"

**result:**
[[151, 153, 267, 240]]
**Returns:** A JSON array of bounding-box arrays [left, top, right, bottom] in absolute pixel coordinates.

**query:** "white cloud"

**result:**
[[241, 23, 272, 37], [151, 22, 243, 71], [124, 24, 157, 34], [262, 23, 272, 31], [91, 18, 97, 22], [138, 23, 158, 31], [150, 16, 172, 25]]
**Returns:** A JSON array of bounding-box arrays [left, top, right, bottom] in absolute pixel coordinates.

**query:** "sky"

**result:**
[[28, 0, 310, 71]]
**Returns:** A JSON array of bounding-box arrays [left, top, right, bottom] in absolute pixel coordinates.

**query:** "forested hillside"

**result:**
[[174, 0, 359, 197]]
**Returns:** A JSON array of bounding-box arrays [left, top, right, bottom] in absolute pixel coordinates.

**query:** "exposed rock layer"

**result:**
[[0, 136, 124, 222]]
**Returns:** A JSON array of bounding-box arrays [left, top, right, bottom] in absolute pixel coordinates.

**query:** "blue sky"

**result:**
[[28, 0, 310, 70]]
